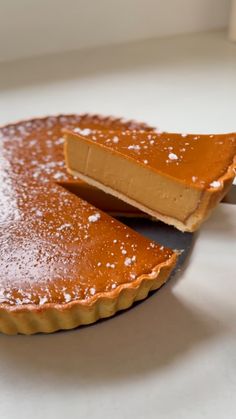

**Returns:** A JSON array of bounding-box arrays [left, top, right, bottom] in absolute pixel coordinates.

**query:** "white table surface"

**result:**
[[0, 30, 236, 418]]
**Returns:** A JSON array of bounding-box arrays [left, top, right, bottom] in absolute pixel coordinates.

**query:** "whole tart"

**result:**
[[0, 115, 177, 335], [65, 129, 236, 232]]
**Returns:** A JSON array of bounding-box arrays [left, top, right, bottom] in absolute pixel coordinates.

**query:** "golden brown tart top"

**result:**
[[68, 129, 236, 190], [0, 115, 174, 308]]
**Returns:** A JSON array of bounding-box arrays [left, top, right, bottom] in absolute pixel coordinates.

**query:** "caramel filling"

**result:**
[[66, 137, 202, 222]]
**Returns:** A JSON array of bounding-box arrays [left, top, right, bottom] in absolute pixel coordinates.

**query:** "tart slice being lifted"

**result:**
[[65, 129, 236, 232]]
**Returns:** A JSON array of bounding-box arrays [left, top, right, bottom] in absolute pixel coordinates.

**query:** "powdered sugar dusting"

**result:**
[[128, 144, 141, 151], [124, 256, 136, 266], [89, 287, 96, 296], [74, 127, 93, 136], [168, 153, 178, 161], [210, 180, 222, 188], [88, 212, 101, 223], [112, 136, 119, 144]]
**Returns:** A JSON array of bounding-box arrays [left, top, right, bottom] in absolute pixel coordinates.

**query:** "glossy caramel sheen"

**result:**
[[70, 130, 236, 189], [0, 115, 173, 307]]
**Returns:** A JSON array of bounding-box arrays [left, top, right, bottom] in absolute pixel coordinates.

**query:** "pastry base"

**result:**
[[68, 169, 234, 232]]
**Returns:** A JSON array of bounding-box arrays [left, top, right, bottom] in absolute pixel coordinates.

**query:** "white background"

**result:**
[[1, 30, 236, 134], [0, 0, 231, 62]]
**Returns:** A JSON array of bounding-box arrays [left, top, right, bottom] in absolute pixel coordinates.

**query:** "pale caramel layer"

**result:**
[[65, 129, 236, 231], [66, 138, 201, 222]]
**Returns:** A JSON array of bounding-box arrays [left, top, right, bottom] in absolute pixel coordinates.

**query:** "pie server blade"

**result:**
[[119, 184, 236, 275], [119, 217, 194, 276]]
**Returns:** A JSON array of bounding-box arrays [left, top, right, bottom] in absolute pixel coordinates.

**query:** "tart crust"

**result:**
[[0, 254, 176, 335]]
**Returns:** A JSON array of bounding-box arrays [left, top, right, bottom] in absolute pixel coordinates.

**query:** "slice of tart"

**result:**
[[60, 115, 154, 216], [0, 117, 177, 335], [65, 129, 236, 232]]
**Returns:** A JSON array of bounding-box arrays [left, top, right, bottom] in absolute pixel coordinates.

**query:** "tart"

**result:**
[[65, 129, 236, 232], [0, 115, 177, 335]]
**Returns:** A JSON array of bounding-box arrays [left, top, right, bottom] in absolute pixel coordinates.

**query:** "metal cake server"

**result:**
[[121, 185, 236, 275]]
